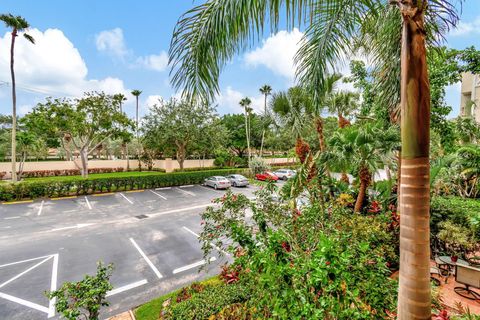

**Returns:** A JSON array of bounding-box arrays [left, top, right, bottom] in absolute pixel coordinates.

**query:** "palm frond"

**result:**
[[295, 0, 379, 108], [23, 33, 35, 44]]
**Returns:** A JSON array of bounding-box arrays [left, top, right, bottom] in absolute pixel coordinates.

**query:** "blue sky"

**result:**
[[0, 0, 479, 118]]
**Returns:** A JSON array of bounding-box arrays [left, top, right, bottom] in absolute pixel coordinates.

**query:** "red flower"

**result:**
[[281, 241, 291, 252], [326, 261, 331, 265]]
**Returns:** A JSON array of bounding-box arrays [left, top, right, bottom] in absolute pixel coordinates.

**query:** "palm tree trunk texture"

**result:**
[[10, 29, 17, 182], [397, 2, 431, 319], [354, 166, 370, 213], [260, 93, 267, 157]]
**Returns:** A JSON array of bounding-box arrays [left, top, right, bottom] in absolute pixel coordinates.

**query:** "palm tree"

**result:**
[[0, 14, 35, 182], [259, 84, 272, 157], [271, 87, 311, 163], [325, 123, 399, 212], [328, 91, 360, 129], [131, 89, 142, 170], [239, 97, 252, 162], [169, 1, 460, 317]]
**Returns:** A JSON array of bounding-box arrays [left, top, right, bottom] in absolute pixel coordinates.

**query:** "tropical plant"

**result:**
[[259, 84, 272, 157], [169, 0, 461, 317], [327, 91, 360, 128], [249, 156, 270, 175], [323, 123, 400, 212], [0, 14, 35, 182], [239, 97, 252, 163], [271, 86, 313, 162], [47, 262, 114, 320]]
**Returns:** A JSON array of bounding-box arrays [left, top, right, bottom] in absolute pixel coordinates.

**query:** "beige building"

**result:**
[[460, 72, 480, 123]]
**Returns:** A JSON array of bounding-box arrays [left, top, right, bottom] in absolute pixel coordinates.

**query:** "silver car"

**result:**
[[204, 176, 231, 190], [226, 174, 249, 187], [273, 169, 296, 180]]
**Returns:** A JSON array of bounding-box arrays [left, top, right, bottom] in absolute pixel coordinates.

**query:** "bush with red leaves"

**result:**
[[220, 264, 241, 284]]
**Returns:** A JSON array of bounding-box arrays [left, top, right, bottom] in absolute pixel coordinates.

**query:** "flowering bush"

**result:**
[[199, 184, 398, 319]]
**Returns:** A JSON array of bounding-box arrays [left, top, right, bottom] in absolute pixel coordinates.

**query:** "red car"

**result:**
[[255, 171, 279, 182]]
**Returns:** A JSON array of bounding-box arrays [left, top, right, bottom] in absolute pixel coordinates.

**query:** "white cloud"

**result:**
[[0, 28, 128, 99], [136, 52, 168, 72], [449, 17, 480, 36], [18, 104, 33, 116], [95, 27, 168, 72], [216, 86, 264, 114], [95, 28, 128, 59], [145, 95, 164, 108], [244, 28, 303, 81]]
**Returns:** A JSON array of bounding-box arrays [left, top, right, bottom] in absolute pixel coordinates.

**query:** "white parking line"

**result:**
[[4, 216, 20, 220], [129, 238, 163, 279], [0, 292, 49, 314], [173, 257, 216, 274], [49, 223, 95, 232], [182, 226, 231, 256], [85, 196, 92, 210], [37, 200, 44, 216], [119, 193, 134, 204], [0, 256, 52, 289], [156, 187, 171, 190], [150, 190, 167, 200], [179, 185, 194, 188], [0, 255, 53, 268], [175, 187, 196, 197], [48, 254, 59, 318], [106, 279, 148, 297], [149, 203, 214, 218]]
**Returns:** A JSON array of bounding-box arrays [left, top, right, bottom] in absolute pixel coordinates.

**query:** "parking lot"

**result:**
[[0, 183, 272, 319]]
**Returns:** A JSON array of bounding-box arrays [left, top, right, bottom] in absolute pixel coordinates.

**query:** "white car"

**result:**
[[204, 176, 231, 190], [273, 169, 296, 180]]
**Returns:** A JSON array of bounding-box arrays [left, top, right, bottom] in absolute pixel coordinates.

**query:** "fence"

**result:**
[[0, 157, 295, 178]]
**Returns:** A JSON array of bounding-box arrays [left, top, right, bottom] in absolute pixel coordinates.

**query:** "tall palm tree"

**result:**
[[259, 84, 272, 157], [239, 97, 252, 162], [328, 91, 360, 128], [169, 1, 460, 317], [131, 89, 142, 170], [0, 14, 35, 182]]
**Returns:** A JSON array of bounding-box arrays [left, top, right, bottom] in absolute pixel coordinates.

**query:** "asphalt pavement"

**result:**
[[0, 182, 272, 320]]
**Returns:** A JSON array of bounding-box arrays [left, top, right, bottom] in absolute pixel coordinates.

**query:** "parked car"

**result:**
[[204, 176, 231, 189], [226, 174, 249, 187], [273, 169, 296, 180], [255, 171, 279, 182]]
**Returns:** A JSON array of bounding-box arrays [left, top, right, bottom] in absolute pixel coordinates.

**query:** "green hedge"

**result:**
[[0, 168, 249, 201], [431, 196, 480, 239]]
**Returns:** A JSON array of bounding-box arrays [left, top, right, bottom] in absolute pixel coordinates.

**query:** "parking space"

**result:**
[[0, 183, 256, 319]]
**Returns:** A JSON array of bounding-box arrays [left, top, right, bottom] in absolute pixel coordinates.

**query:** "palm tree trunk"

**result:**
[[244, 108, 251, 163], [136, 97, 142, 171], [397, 3, 431, 319], [354, 166, 370, 213], [260, 93, 267, 157], [10, 29, 17, 182]]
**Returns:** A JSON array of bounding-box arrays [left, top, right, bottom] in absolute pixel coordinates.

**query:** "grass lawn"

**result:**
[[24, 171, 165, 182], [135, 276, 222, 320]]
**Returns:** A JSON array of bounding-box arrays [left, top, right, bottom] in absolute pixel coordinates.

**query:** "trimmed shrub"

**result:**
[[431, 196, 480, 239], [18, 167, 127, 179], [164, 281, 252, 320], [0, 168, 248, 201]]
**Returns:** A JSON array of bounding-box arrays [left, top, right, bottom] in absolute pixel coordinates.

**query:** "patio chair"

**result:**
[[454, 264, 480, 301], [430, 266, 444, 286]]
